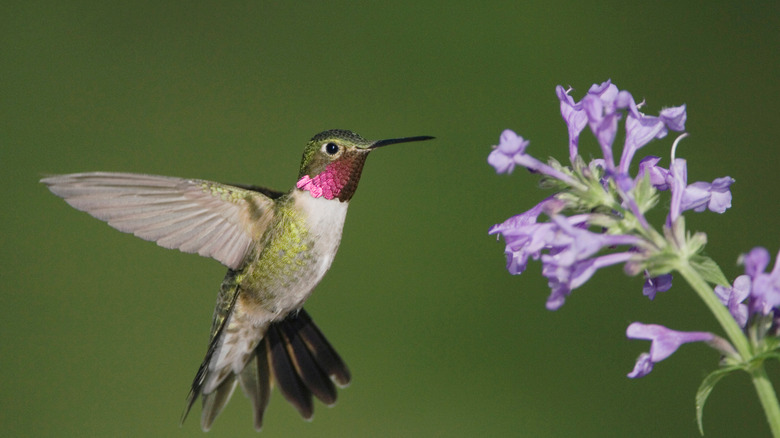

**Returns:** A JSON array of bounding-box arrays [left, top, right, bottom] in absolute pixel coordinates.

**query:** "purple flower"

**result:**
[[554, 80, 687, 198], [580, 80, 634, 169], [714, 275, 750, 327], [680, 177, 735, 214], [643, 273, 673, 300], [544, 250, 635, 310], [488, 130, 583, 186], [491, 198, 645, 311], [539, 215, 641, 310], [658, 105, 687, 132], [489, 197, 567, 275], [641, 155, 734, 216], [740, 247, 780, 316], [618, 104, 686, 174], [666, 158, 734, 227], [743, 247, 771, 278], [626, 323, 714, 378], [488, 129, 530, 174], [636, 156, 669, 190], [711, 248, 780, 330], [628, 353, 654, 378], [556, 85, 588, 162], [581, 82, 619, 135]]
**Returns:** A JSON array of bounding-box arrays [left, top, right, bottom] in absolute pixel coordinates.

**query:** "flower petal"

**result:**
[[659, 105, 687, 131], [714, 275, 750, 327], [636, 156, 669, 190], [487, 148, 516, 174], [557, 85, 588, 161], [741, 247, 770, 278], [627, 352, 654, 378], [643, 273, 673, 300], [681, 181, 712, 212], [627, 322, 713, 363], [488, 129, 531, 174], [707, 177, 734, 213]]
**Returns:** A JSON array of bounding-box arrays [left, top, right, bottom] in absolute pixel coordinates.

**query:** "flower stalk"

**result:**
[[675, 261, 750, 359]]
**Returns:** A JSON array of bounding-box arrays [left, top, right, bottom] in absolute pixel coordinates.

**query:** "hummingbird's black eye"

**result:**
[[325, 143, 340, 155]]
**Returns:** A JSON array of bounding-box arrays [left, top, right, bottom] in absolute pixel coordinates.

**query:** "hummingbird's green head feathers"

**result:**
[[310, 129, 374, 149], [298, 130, 371, 179], [296, 129, 434, 202]]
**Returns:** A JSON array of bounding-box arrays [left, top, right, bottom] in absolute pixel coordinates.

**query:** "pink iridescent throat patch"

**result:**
[[296, 160, 352, 200]]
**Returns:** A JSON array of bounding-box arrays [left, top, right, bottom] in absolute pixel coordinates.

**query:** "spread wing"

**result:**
[[41, 172, 278, 269]]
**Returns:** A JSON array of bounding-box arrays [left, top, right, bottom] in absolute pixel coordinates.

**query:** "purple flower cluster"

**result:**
[[629, 247, 780, 377], [640, 156, 735, 227], [489, 80, 733, 311], [716, 247, 780, 327], [488, 80, 780, 434], [488, 80, 744, 376]]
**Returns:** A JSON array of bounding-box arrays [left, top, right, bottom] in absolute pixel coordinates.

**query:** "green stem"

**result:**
[[751, 366, 780, 438], [676, 262, 751, 357], [677, 262, 780, 437]]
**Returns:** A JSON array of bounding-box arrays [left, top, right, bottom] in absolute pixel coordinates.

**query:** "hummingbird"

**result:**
[[41, 129, 434, 431]]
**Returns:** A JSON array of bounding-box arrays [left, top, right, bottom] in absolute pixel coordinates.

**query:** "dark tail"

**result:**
[[181, 308, 351, 431]]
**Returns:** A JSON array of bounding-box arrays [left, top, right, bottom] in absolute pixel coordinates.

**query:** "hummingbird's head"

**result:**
[[296, 129, 433, 202]]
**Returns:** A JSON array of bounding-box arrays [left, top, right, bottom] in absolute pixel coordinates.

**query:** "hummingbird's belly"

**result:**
[[240, 193, 349, 321]]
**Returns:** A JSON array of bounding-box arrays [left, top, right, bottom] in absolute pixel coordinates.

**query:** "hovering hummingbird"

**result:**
[[41, 129, 434, 431]]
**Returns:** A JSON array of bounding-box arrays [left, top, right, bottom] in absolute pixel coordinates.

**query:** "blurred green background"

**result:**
[[2, 1, 778, 437]]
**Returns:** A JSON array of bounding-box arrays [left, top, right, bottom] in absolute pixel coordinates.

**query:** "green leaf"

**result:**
[[696, 366, 741, 435], [632, 172, 659, 214], [690, 255, 730, 287], [753, 351, 780, 363], [764, 337, 780, 352]]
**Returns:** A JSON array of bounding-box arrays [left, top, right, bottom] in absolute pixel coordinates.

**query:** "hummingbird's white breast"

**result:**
[[285, 190, 349, 306], [239, 190, 350, 322]]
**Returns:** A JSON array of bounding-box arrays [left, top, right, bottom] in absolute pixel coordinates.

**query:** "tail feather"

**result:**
[[286, 309, 351, 387], [277, 319, 337, 405], [180, 308, 351, 430], [267, 324, 314, 419], [237, 340, 271, 431], [200, 376, 238, 431]]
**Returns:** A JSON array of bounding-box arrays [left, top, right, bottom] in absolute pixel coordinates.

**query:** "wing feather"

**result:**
[[41, 172, 277, 269]]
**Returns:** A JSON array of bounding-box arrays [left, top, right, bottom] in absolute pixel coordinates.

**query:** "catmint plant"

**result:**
[[488, 80, 780, 436]]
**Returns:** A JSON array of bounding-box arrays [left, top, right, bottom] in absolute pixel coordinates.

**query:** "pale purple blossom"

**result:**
[[739, 247, 780, 317], [665, 158, 735, 227], [544, 250, 635, 310], [487, 129, 530, 174], [680, 177, 735, 214], [556, 85, 588, 162], [714, 275, 750, 327], [488, 129, 580, 186], [626, 323, 714, 378], [619, 104, 687, 174], [490, 203, 644, 310], [537, 215, 643, 309], [555, 79, 687, 177], [638, 156, 734, 215], [581, 81, 632, 169], [489, 197, 567, 275], [636, 156, 669, 190], [555, 80, 629, 169]]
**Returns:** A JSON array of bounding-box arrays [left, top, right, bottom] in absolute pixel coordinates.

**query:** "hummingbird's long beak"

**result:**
[[369, 135, 435, 149]]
